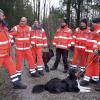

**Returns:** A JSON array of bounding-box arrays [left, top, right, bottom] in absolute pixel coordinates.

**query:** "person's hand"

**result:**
[[93, 49, 98, 55]]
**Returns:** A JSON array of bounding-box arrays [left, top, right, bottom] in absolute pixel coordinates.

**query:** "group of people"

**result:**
[[50, 18, 100, 91], [0, 9, 47, 89], [0, 9, 100, 92]]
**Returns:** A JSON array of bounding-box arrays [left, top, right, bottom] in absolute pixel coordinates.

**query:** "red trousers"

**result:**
[[32, 47, 44, 70], [0, 55, 19, 83], [72, 48, 87, 67], [0, 55, 16, 76], [16, 49, 35, 74], [85, 53, 99, 77]]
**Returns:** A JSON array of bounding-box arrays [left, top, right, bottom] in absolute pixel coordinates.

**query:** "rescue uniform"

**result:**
[[51, 25, 72, 72], [71, 27, 90, 69], [10, 24, 36, 77], [31, 28, 47, 73], [0, 25, 19, 84]]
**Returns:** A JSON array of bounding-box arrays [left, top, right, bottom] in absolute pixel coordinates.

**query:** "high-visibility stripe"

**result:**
[[85, 49, 93, 53], [31, 41, 35, 44], [0, 54, 8, 57], [96, 30, 100, 33], [9, 35, 13, 38], [43, 37, 47, 40], [92, 76, 99, 81], [10, 74, 18, 78], [97, 42, 100, 45], [56, 36, 72, 39], [68, 44, 71, 47], [83, 76, 90, 81], [0, 41, 9, 45], [56, 45, 67, 48], [71, 42, 75, 44], [37, 66, 44, 68], [37, 68, 44, 71], [11, 77, 19, 82], [76, 37, 87, 40], [72, 36, 76, 38], [53, 42, 56, 45], [75, 46, 85, 49], [16, 38, 30, 41], [31, 36, 42, 39], [16, 47, 31, 50], [71, 65, 77, 68], [30, 69, 36, 72], [87, 40, 97, 43], [54, 36, 58, 39], [44, 44, 48, 46], [36, 44, 43, 46]]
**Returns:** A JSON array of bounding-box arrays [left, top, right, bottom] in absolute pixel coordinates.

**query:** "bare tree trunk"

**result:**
[[66, 0, 72, 25], [37, 0, 40, 21]]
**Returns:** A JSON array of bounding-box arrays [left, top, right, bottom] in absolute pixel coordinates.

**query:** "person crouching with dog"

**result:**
[[31, 20, 48, 76], [50, 19, 72, 73]]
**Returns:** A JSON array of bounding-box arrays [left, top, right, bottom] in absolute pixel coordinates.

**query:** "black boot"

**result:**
[[50, 66, 57, 71], [95, 84, 100, 92], [45, 65, 50, 72], [63, 70, 68, 73], [80, 80, 89, 86], [13, 81, 27, 89], [90, 79, 99, 84], [31, 71, 40, 77], [38, 70, 44, 76]]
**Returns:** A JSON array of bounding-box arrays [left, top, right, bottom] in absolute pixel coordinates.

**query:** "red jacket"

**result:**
[[10, 25, 32, 50], [72, 27, 90, 49], [53, 26, 72, 49], [85, 32, 97, 53], [0, 25, 11, 56], [31, 29, 47, 47]]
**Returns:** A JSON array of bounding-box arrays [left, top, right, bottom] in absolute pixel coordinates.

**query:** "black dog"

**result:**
[[43, 49, 54, 72], [32, 68, 80, 93]]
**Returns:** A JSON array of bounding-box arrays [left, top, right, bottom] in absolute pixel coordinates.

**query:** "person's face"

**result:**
[[20, 19, 27, 26], [34, 21, 39, 26], [80, 22, 87, 30], [61, 22, 67, 28]]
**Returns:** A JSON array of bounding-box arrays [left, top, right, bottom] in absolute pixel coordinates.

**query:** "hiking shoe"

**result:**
[[80, 80, 89, 86]]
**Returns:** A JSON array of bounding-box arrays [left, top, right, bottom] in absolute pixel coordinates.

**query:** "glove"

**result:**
[[93, 49, 98, 55]]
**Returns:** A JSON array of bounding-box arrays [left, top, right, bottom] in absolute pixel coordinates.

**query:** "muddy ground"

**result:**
[[0, 53, 100, 100]]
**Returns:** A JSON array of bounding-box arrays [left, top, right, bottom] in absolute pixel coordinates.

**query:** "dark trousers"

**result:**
[[53, 48, 68, 70]]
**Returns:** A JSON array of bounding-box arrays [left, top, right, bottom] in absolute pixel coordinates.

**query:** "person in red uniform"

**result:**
[[50, 20, 72, 73], [80, 18, 100, 86], [0, 17, 27, 89], [71, 20, 90, 71], [31, 20, 48, 76], [10, 17, 40, 80]]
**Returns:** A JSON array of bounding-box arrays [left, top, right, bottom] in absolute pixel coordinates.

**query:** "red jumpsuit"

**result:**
[[31, 29, 47, 71], [83, 32, 99, 82], [10, 25, 36, 76], [0, 25, 19, 83], [71, 27, 90, 69]]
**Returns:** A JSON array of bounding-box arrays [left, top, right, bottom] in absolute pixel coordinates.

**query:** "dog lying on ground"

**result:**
[[43, 49, 54, 72], [32, 68, 80, 93]]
